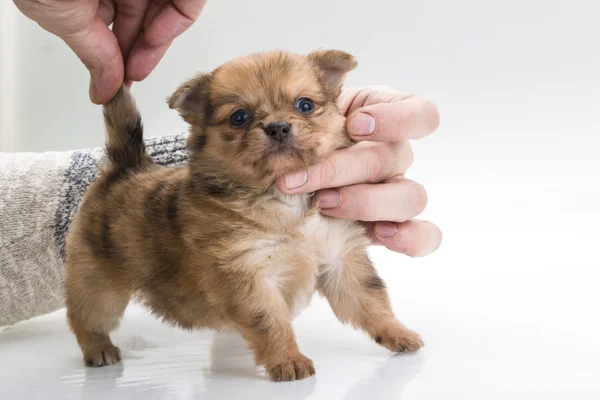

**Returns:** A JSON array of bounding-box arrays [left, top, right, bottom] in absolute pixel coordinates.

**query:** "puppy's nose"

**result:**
[[264, 122, 291, 142]]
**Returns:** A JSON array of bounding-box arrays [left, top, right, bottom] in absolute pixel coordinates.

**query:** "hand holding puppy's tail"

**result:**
[[103, 86, 153, 175]]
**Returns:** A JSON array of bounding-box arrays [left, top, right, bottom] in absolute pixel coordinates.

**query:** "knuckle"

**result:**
[[365, 146, 386, 183], [319, 157, 338, 187], [339, 187, 369, 220]]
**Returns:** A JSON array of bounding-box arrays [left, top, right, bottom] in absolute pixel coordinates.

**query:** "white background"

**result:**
[[1, 0, 599, 399]]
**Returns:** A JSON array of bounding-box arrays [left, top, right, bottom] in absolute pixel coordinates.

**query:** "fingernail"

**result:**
[[374, 222, 398, 238], [316, 189, 341, 209], [349, 112, 376, 136], [284, 170, 308, 190]]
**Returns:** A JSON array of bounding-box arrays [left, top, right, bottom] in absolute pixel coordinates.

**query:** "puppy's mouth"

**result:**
[[264, 141, 300, 157], [261, 140, 308, 174]]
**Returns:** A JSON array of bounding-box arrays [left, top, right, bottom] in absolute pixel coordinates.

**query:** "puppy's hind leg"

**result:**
[[318, 244, 423, 353], [65, 262, 131, 367]]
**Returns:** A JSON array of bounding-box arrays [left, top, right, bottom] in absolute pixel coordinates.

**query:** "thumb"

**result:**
[[347, 98, 439, 142], [61, 18, 123, 104]]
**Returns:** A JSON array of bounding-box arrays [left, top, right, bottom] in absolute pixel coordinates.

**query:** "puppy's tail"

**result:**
[[102, 86, 153, 177]]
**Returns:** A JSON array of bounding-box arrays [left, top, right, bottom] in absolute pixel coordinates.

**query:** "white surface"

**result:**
[[1, 0, 600, 398]]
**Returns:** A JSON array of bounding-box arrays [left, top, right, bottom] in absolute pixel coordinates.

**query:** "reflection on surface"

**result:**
[[201, 332, 317, 399], [0, 305, 427, 399], [342, 352, 425, 399]]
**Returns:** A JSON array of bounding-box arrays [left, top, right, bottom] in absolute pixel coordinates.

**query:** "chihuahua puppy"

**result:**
[[65, 50, 423, 381]]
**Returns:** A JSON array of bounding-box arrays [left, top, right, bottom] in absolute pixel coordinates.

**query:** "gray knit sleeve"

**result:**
[[0, 134, 188, 326]]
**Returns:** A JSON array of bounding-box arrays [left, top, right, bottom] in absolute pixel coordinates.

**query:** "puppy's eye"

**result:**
[[295, 97, 315, 114], [229, 109, 250, 127]]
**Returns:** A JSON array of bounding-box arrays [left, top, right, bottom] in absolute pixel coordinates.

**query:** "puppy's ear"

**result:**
[[168, 73, 212, 115], [307, 50, 357, 95]]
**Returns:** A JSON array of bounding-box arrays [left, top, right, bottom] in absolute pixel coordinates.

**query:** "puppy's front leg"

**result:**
[[318, 244, 424, 353], [226, 274, 315, 381]]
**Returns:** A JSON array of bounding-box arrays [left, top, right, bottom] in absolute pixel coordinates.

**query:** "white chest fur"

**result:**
[[261, 188, 363, 318]]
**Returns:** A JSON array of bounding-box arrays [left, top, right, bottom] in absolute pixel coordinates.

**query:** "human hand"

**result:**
[[276, 86, 442, 257], [13, 0, 207, 104]]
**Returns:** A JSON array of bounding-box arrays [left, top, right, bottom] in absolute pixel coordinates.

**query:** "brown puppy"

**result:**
[[65, 50, 423, 382]]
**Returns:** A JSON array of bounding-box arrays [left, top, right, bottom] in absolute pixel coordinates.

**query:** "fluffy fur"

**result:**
[[65, 50, 423, 382]]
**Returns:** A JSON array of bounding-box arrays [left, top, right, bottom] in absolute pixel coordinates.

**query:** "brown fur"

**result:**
[[65, 50, 423, 381]]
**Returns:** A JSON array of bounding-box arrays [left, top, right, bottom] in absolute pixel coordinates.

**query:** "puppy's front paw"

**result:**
[[84, 345, 122, 367], [267, 354, 316, 382], [374, 323, 424, 353]]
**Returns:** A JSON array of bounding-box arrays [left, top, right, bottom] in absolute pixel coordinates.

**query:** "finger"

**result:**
[[366, 220, 442, 257], [337, 86, 405, 116], [276, 141, 413, 194], [124, 0, 206, 82], [97, 0, 116, 26], [61, 19, 123, 104], [315, 180, 428, 222], [125, 35, 171, 81], [142, 1, 165, 31], [346, 96, 440, 142], [112, 0, 150, 61], [143, 0, 207, 47]]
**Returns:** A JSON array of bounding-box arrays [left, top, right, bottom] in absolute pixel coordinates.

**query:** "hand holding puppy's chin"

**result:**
[[277, 86, 442, 257]]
